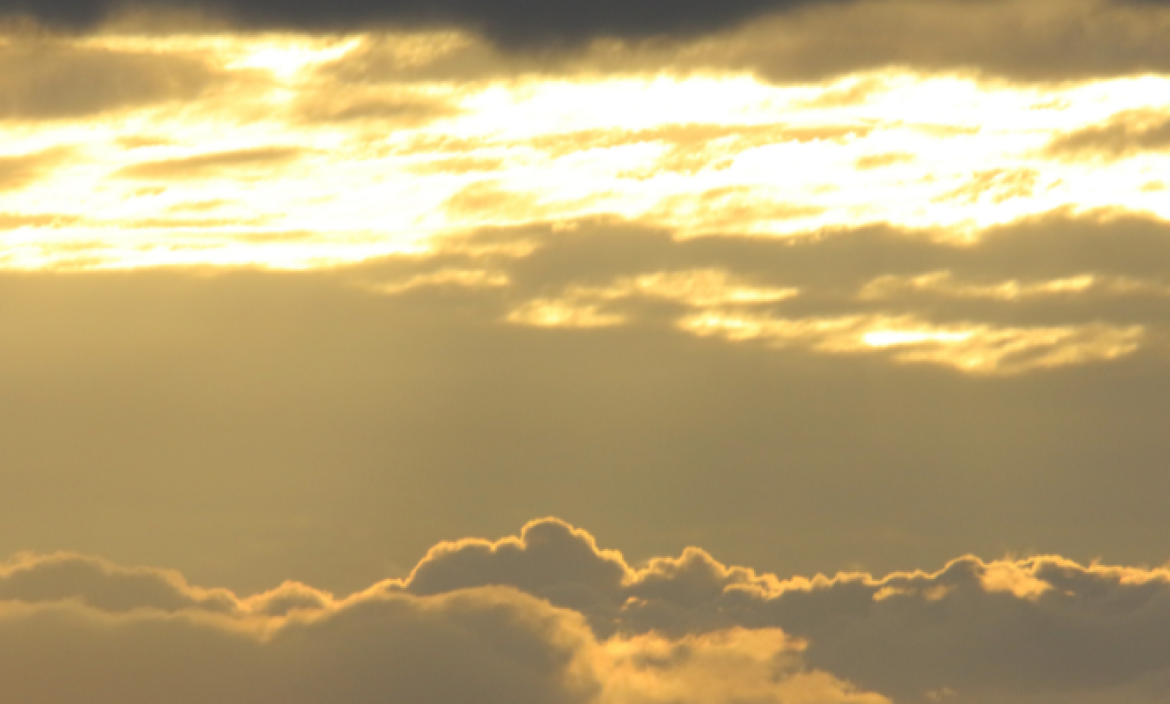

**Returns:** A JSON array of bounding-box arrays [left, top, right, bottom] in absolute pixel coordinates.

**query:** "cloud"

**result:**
[[116, 147, 308, 181], [270, 0, 1170, 81], [1045, 109, 1170, 162], [0, 38, 222, 119], [378, 519, 1170, 702], [3, 0, 834, 45], [0, 532, 885, 704], [0, 212, 80, 228], [0, 147, 73, 191], [9, 209, 1170, 367], [0, 588, 601, 704], [358, 212, 1170, 374], [5, 0, 1170, 81], [7, 520, 1170, 703], [4, 260, 1170, 614], [406, 519, 631, 600], [0, 552, 238, 614], [3, 27, 1170, 269], [677, 313, 1144, 373], [709, 0, 1170, 82], [290, 86, 461, 125], [935, 169, 1040, 206], [854, 151, 915, 169]]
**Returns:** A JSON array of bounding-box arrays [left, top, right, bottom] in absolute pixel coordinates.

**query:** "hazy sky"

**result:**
[[3, 1, 1170, 703]]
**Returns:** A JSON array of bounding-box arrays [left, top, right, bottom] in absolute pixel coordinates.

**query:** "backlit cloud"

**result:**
[[0, 532, 886, 704], [6, 520, 1170, 703]]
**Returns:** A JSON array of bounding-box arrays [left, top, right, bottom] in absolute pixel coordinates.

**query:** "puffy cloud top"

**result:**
[[6, 519, 1170, 703]]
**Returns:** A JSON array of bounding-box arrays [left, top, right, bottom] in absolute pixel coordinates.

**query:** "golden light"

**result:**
[[0, 27, 1168, 271]]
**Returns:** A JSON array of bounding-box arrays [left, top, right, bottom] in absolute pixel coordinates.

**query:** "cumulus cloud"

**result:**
[[0, 552, 238, 614], [6, 520, 1170, 703], [0, 532, 884, 704], [372, 519, 1170, 702], [0, 587, 600, 704]]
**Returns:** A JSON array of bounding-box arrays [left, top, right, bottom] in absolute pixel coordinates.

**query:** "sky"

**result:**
[[2, 1, 1170, 702]]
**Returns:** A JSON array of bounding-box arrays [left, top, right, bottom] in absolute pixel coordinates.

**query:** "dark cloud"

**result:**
[[6, 521, 1170, 703], [3, 0, 1170, 81], [384, 518, 1170, 702], [1045, 109, 1170, 161], [408, 520, 627, 596], [0, 40, 221, 119], [0, 552, 237, 613], [293, 0, 1170, 83], [729, 0, 1170, 82], [0, 587, 602, 704], [0, 534, 883, 704], [2, 0, 836, 45]]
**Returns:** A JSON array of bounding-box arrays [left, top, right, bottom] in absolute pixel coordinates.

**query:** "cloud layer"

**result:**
[[5, 519, 1170, 703], [334, 213, 1170, 374], [3, 24, 1170, 274], [2, 0, 814, 43], [4, 0, 1170, 80]]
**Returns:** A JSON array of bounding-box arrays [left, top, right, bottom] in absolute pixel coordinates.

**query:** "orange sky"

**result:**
[[4, 2, 1170, 703]]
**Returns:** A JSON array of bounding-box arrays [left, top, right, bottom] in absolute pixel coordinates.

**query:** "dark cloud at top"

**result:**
[[295, 0, 1170, 83], [4, 0, 1170, 81], [1, 0, 834, 45]]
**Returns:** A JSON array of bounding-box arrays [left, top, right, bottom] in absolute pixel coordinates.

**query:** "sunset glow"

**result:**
[[3, 29, 1170, 271], [6, 1, 1170, 703]]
